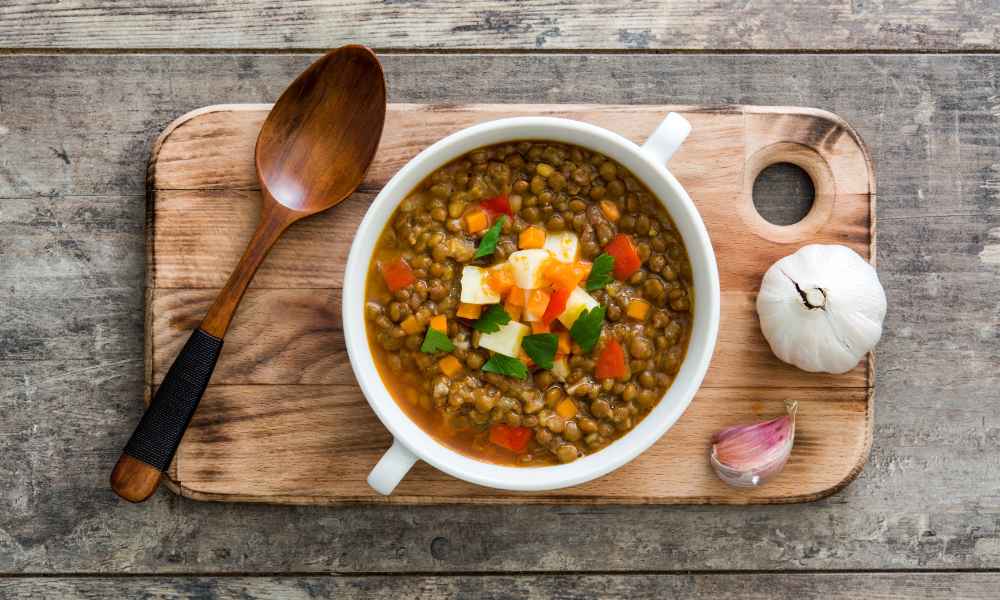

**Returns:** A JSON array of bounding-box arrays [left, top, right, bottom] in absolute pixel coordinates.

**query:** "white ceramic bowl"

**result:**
[[344, 113, 720, 495]]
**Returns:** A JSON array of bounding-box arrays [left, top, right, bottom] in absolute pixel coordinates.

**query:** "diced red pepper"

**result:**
[[489, 424, 533, 453], [595, 339, 627, 379], [541, 287, 571, 326], [380, 256, 416, 292], [480, 194, 513, 217], [604, 234, 642, 280]]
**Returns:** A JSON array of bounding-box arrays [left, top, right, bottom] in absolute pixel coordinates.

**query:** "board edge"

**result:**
[[147, 103, 878, 505]]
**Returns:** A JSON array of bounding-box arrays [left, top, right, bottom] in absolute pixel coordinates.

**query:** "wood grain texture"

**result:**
[[172, 386, 867, 503], [109, 454, 164, 503], [2, 53, 1000, 573], [3, 1, 1000, 51], [148, 106, 873, 292], [5, 573, 1000, 599], [145, 103, 874, 504]]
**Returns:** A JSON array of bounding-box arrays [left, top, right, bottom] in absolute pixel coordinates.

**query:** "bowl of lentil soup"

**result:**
[[344, 113, 720, 494]]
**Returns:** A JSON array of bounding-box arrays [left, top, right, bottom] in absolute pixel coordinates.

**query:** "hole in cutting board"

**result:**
[[752, 162, 815, 226]]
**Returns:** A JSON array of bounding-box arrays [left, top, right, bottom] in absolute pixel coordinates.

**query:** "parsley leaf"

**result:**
[[482, 353, 528, 380], [521, 333, 558, 370], [420, 328, 455, 353], [569, 306, 606, 353], [585, 253, 615, 291], [473, 304, 511, 333], [473, 215, 506, 259]]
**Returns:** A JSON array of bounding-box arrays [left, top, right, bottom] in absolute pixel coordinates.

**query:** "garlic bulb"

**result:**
[[711, 402, 797, 488], [756, 244, 886, 374]]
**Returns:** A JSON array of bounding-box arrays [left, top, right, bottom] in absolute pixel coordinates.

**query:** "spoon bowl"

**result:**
[[257, 45, 386, 213], [111, 45, 387, 503]]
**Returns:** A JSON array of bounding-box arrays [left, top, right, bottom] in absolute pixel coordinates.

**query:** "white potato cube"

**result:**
[[508, 249, 551, 290], [478, 321, 531, 357], [557, 287, 600, 328], [460, 266, 501, 305], [544, 231, 579, 264]]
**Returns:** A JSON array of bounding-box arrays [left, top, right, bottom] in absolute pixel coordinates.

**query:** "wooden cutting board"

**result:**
[[146, 103, 874, 504]]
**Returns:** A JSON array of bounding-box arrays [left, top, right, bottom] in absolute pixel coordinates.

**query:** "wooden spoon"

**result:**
[[111, 45, 387, 502]]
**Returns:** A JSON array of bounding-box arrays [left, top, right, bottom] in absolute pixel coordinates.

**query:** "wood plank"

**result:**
[[0, 195, 145, 360], [2, 359, 999, 572], [3, 1, 999, 51], [5, 573, 1000, 599], [1, 53, 999, 571]]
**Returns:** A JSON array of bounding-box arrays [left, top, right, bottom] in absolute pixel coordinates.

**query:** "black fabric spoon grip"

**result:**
[[111, 329, 223, 501]]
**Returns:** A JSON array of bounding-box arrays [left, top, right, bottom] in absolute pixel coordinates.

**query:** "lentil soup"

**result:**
[[364, 140, 694, 466]]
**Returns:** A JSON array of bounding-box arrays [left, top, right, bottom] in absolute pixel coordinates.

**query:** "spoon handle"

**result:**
[[111, 201, 295, 502], [110, 328, 223, 501]]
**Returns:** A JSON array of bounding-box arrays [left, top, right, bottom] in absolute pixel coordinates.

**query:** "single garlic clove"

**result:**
[[710, 401, 797, 488]]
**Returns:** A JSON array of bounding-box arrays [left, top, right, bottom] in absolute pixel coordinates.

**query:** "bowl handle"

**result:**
[[640, 112, 692, 165], [368, 438, 418, 495]]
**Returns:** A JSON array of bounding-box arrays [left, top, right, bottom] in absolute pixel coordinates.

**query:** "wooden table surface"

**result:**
[[1, 3, 998, 598]]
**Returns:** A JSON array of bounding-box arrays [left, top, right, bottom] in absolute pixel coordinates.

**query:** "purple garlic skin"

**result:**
[[710, 402, 797, 488]]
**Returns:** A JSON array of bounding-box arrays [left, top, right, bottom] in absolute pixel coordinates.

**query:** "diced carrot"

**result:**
[[465, 209, 489, 234], [557, 330, 572, 355], [556, 398, 578, 419], [599, 199, 621, 222], [595, 339, 628, 380], [518, 226, 546, 249], [626, 298, 651, 321], [489, 424, 532, 453], [400, 315, 423, 335], [430, 314, 448, 332], [486, 264, 515, 295], [604, 234, 642, 279], [480, 194, 513, 217], [544, 261, 591, 290], [523, 288, 551, 322], [506, 287, 525, 307], [542, 287, 571, 326], [439, 355, 463, 377], [504, 289, 524, 323], [456, 303, 483, 319], [531, 321, 551, 334], [506, 304, 522, 322], [380, 256, 416, 292]]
